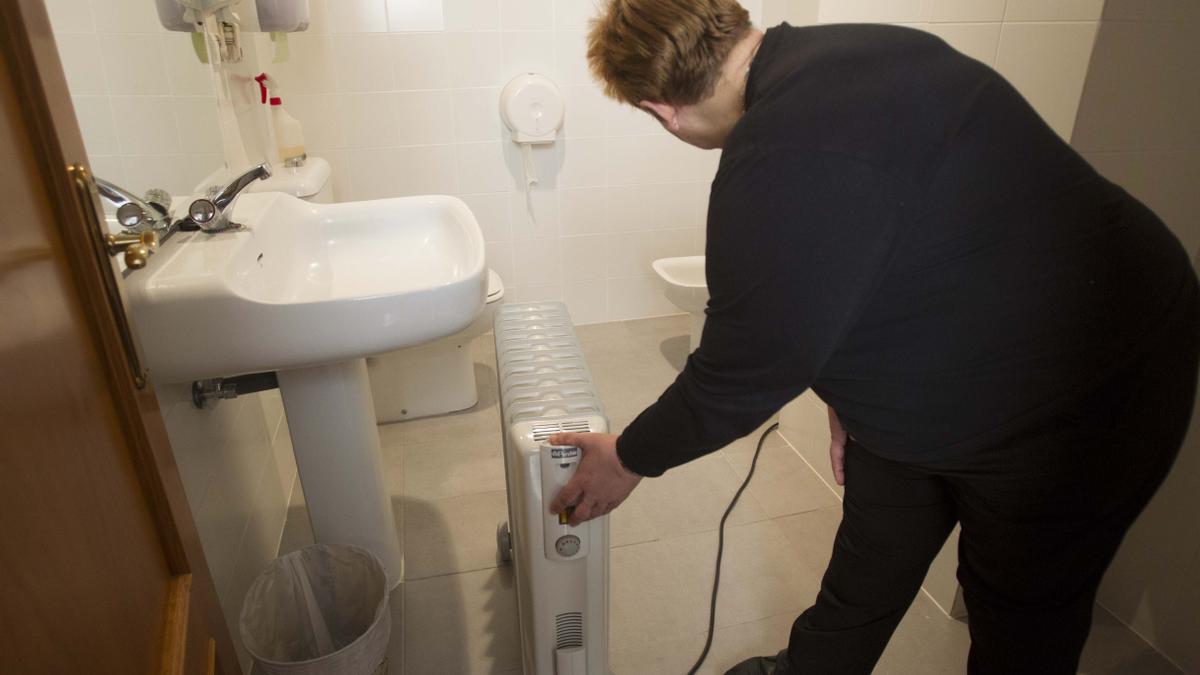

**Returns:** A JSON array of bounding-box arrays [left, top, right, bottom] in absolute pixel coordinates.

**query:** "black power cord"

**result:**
[[686, 421, 781, 675]]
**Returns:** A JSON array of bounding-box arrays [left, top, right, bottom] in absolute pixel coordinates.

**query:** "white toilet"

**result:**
[[652, 256, 709, 352], [368, 270, 505, 422], [200, 158, 507, 423]]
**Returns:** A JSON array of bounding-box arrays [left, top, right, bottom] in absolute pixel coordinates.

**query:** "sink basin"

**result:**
[[128, 192, 487, 382], [126, 191, 487, 590]]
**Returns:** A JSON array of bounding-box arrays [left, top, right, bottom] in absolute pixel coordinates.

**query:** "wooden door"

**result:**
[[0, 1, 239, 673]]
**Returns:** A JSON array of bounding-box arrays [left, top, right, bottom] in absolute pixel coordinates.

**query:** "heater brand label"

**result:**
[[548, 446, 579, 459]]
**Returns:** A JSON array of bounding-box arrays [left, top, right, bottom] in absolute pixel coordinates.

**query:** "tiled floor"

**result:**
[[278, 315, 1182, 675]]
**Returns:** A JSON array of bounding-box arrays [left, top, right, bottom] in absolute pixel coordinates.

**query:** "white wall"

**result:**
[[44, 2, 294, 671]]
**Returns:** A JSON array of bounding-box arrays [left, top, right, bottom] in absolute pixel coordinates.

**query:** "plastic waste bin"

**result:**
[[239, 544, 391, 675]]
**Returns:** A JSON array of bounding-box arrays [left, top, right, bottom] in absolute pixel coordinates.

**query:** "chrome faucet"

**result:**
[[94, 177, 172, 233], [184, 163, 272, 233]]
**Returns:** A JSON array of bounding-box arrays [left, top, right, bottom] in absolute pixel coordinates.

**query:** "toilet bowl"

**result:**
[[652, 256, 709, 352], [368, 269, 505, 422]]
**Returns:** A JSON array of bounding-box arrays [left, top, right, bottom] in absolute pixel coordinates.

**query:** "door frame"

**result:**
[[0, 1, 239, 673]]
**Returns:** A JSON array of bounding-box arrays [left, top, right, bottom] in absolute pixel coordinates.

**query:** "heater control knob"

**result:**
[[555, 535, 581, 558]]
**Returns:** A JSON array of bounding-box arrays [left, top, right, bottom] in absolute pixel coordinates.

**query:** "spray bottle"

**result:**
[[254, 72, 306, 166]]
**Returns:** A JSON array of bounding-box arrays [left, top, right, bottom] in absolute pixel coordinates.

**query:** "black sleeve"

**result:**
[[615, 147, 909, 477]]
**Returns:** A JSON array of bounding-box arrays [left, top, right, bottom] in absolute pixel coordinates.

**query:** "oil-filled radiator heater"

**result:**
[[493, 302, 610, 675]]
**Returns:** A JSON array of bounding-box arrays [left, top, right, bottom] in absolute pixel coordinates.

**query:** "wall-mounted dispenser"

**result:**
[[500, 73, 564, 207], [156, 0, 310, 33]]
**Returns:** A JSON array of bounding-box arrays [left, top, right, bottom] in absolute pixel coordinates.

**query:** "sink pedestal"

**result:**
[[277, 358, 402, 588]]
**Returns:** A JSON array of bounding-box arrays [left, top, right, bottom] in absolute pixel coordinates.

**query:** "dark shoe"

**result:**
[[724, 649, 791, 674]]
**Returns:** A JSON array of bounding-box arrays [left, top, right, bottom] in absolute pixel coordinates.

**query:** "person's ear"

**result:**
[[640, 100, 680, 130]]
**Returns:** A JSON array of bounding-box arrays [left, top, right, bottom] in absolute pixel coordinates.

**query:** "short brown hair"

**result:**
[[588, 0, 752, 106]]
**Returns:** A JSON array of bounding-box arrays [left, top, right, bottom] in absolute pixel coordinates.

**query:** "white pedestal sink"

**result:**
[[126, 192, 488, 588]]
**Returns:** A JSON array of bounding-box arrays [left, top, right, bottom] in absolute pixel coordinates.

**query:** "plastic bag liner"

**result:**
[[239, 544, 391, 675]]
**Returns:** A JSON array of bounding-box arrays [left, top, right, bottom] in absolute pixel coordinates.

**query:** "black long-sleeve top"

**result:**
[[616, 23, 1196, 477]]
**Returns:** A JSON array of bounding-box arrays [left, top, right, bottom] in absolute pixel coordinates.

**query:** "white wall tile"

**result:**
[[71, 96, 118, 156], [762, 0, 820, 27], [560, 235, 609, 280], [556, 0, 602, 30], [555, 30, 593, 86], [386, 0, 445, 31], [818, 0, 926, 24], [396, 90, 456, 145], [608, 182, 704, 232], [390, 33, 452, 90], [928, 0, 1006, 23], [444, 0, 501, 30], [277, 34, 338, 95], [348, 145, 458, 198], [328, 0, 390, 33], [287, 94, 345, 150], [109, 96, 181, 154], [460, 192, 512, 241], [607, 275, 678, 321], [57, 33, 106, 95], [100, 34, 170, 96], [453, 87, 503, 142], [173, 97, 222, 154], [448, 32, 504, 87], [342, 92, 401, 148], [334, 34, 394, 92], [1005, 0, 1106, 22], [457, 141, 515, 193], [43, 0, 95, 33], [93, 0, 163, 33], [162, 34, 218, 96], [393, 144, 460, 195], [607, 229, 697, 278], [87, 155, 126, 185], [740, 0, 764, 26], [995, 21, 1099, 141], [560, 187, 609, 235], [557, 137, 607, 187], [485, 240, 515, 282], [510, 188, 560, 238], [506, 283, 563, 303], [512, 237, 562, 285], [607, 101, 663, 136], [924, 22, 1003, 66], [501, 0, 555, 30], [562, 280, 608, 324], [607, 136, 721, 184], [502, 30, 557, 82], [563, 85, 609, 138]]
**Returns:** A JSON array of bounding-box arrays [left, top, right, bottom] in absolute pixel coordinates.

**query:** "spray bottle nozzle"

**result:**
[[254, 72, 275, 105]]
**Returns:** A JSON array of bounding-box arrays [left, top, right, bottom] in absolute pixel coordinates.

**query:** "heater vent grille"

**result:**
[[531, 419, 592, 441], [555, 612, 584, 650]]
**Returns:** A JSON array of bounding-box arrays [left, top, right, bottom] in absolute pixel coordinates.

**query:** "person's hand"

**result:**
[[547, 432, 642, 526], [828, 407, 847, 486]]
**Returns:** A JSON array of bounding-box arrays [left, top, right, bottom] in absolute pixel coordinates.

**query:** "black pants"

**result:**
[[785, 300, 1200, 674]]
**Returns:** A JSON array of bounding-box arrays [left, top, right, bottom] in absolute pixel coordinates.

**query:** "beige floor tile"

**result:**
[[402, 491, 508, 580], [611, 520, 819, 657], [621, 314, 689, 339], [402, 439, 506, 502], [773, 505, 843, 584], [611, 627, 708, 675], [610, 452, 769, 548], [723, 440, 840, 519], [700, 612, 795, 674], [402, 567, 521, 675], [875, 591, 971, 674]]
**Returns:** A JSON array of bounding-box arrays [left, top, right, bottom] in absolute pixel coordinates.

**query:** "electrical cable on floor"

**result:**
[[686, 421, 781, 675]]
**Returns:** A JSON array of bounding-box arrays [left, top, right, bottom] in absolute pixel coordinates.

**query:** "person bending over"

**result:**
[[547, 1, 1200, 673]]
